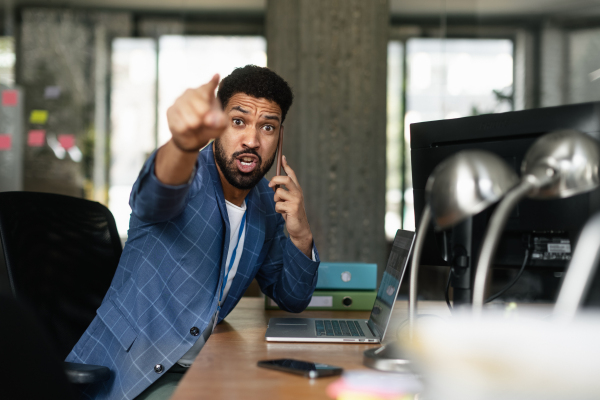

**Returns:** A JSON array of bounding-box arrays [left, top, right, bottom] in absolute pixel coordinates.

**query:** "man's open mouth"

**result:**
[[235, 154, 259, 173]]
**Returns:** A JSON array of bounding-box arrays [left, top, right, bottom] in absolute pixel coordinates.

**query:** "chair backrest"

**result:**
[[0, 191, 122, 359]]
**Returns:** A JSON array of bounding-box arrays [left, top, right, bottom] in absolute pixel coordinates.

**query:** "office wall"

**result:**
[[266, 0, 389, 281]]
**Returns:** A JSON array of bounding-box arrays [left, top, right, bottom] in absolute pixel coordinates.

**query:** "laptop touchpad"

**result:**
[[271, 318, 311, 334]]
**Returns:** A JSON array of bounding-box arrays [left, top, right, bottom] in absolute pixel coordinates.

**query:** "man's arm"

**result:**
[[252, 156, 319, 312], [254, 215, 320, 313]]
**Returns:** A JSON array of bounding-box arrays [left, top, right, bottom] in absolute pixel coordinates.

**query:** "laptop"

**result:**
[[265, 229, 415, 343]]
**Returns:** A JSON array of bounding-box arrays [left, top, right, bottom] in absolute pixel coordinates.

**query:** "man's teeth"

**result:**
[[240, 157, 254, 166]]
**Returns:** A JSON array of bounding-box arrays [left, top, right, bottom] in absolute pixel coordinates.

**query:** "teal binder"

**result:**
[[316, 262, 377, 290]]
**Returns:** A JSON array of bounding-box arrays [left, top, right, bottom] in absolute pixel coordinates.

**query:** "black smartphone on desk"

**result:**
[[257, 358, 343, 378]]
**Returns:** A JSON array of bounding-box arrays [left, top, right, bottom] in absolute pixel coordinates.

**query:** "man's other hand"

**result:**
[[167, 74, 226, 153], [268, 156, 314, 258]]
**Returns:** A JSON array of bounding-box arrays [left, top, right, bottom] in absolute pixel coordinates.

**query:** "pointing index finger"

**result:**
[[207, 73, 220, 92], [195, 74, 220, 101], [198, 74, 224, 128]]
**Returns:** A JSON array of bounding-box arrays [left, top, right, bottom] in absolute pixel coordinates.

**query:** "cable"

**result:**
[[485, 249, 530, 303], [445, 267, 454, 312]]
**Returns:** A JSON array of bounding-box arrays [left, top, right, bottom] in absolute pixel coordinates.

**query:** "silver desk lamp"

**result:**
[[554, 211, 600, 321], [408, 150, 518, 338], [472, 130, 600, 316], [364, 151, 517, 372]]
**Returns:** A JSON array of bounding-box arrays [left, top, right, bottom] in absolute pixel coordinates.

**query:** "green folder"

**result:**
[[265, 290, 377, 311]]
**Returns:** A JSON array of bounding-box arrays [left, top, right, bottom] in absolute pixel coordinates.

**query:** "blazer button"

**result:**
[[154, 364, 164, 374], [190, 327, 200, 336]]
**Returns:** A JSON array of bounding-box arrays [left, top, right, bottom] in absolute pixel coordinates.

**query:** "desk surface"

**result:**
[[170, 298, 450, 400]]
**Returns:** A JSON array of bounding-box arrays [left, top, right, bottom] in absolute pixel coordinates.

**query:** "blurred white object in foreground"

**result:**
[[408, 311, 600, 400]]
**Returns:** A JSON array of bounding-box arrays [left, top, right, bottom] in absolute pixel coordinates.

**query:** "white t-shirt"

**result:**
[[220, 200, 247, 302]]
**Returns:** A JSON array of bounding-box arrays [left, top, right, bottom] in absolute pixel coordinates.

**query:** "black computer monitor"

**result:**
[[410, 101, 600, 304]]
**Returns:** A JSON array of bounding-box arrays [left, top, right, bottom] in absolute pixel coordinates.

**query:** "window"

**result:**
[[157, 36, 266, 146], [386, 37, 514, 240], [110, 38, 157, 237], [0, 36, 15, 86]]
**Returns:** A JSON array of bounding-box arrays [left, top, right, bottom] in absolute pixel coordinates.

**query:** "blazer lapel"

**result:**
[[219, 185, 266, 316]]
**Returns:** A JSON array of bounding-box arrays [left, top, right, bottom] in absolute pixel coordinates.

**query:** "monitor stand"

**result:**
[[440, 215, 486, 305], [363, 342, 412, 372]]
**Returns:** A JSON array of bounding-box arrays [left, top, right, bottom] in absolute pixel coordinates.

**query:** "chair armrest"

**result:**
[[64, 361, 110, 384]]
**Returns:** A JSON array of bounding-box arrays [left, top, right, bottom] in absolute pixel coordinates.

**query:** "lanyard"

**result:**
[[218, 211, 247, 307]]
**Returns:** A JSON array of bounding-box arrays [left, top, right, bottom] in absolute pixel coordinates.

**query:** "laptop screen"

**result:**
[[367, 229, 415, 340]]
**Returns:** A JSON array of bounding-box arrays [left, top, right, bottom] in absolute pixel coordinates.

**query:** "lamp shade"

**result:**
[[427, 150, 519, 230]]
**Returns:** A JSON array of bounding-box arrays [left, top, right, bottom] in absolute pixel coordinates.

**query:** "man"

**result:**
[[67, 65, 319, 400]]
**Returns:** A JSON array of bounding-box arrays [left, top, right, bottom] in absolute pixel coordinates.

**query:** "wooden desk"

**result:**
[[170, 298, 450, 400]]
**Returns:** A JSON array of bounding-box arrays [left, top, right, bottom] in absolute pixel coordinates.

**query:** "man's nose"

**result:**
[[241, 126, 260, 149]]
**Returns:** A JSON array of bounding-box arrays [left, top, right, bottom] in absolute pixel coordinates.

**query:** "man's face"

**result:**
[[214, 93, 282, 190]]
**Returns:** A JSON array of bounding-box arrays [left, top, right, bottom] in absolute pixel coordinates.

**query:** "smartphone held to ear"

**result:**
[[257, 358, 343, 378], [274, 126, 284, 191], [276, 125, 284, 177]]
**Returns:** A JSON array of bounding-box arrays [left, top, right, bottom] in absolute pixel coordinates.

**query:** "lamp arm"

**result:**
[[554, 212, 600, 322], [409, 205, 431, 339], [472, 178, 537, 316]]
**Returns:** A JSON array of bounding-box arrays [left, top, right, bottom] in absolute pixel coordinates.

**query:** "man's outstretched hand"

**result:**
[[167, 74, 226, 152], [268, 156, 314, 258], [156, 74, 227, 185]]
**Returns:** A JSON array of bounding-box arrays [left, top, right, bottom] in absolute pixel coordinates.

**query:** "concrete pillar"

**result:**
[[568, 27, 600, 104], [266, 0, 389, 279], [514, 29, 536, 110], [540, 21, 567, 107]]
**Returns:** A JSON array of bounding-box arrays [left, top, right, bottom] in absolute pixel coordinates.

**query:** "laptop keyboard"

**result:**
[[315, 320, 365, 337]]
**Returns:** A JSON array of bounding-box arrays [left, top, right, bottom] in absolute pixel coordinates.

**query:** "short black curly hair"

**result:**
[[217, 65, 294, 122]]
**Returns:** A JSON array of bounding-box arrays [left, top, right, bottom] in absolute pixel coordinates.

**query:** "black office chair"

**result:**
[[0, 293, 76, 400], [0, 191, 123, 384]]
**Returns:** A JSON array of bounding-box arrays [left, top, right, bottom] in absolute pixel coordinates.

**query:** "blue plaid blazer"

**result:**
[[66, 144, 320, 400]]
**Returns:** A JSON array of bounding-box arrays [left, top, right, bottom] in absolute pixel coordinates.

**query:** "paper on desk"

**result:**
[[327, 370, 421, 400], [407, 310, 600, 400]]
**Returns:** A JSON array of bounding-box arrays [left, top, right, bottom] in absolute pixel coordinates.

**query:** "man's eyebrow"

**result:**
[[230, 106, 249, 114], [263, 114, 281, 122]]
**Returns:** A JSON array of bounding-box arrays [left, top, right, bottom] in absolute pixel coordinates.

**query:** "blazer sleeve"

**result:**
[[129, 150, 200, 223], [254, 214, 320, 313]]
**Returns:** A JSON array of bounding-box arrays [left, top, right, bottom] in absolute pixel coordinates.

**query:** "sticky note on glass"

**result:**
[[2, 90, 18, 107], [30, 110, 49, 125], [0, 134, 12, 150], [44, 86, 61, 99], [58, 134, 75, 150], [28, 130, 46, 147]]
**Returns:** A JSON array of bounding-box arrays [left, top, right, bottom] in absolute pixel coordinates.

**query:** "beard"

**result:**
[[214, 138, 277, 190]]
